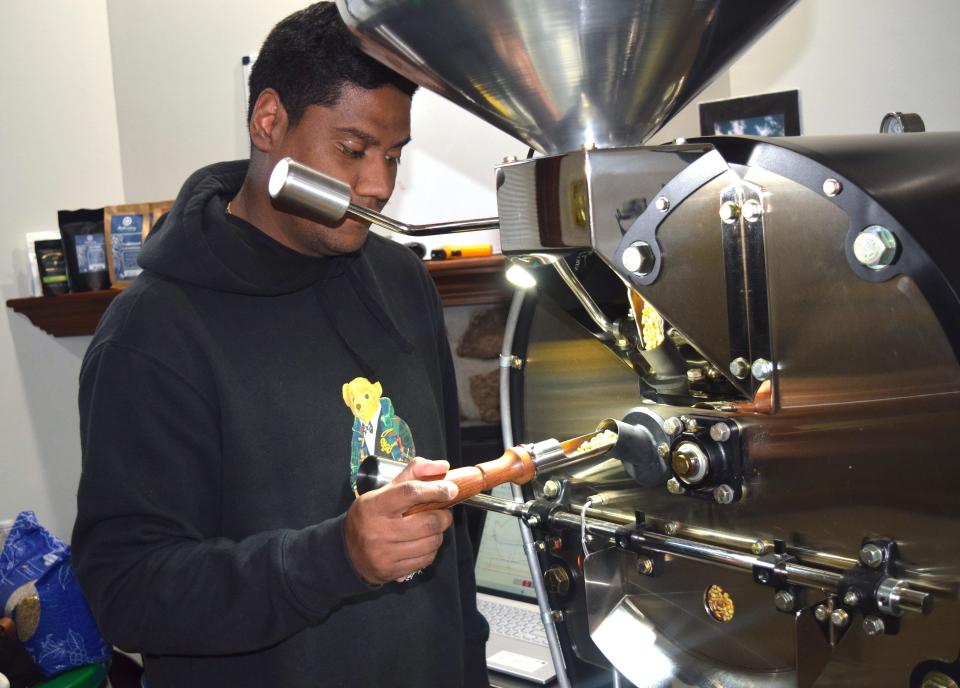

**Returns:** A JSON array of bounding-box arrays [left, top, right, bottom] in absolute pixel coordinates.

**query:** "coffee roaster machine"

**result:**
[[274, 1, 960, 685]]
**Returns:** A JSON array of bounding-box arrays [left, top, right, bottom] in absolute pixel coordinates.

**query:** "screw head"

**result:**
[[654, 196, 670, 212], [684, 417, 699, 433], [719, 201, 740, 224], [774, 590, 796, 612], [862, 615, 886, 636], [714, 484, 736, 505], [729, 357, 750, 379], [860, 543, 885, 568], [686, 367, 704, 383], [853, 225, 898, 270], [751, 358, 774, 381], [831, 608, 850, 628], [666, 478, 684, 495], [502, 155, 518, 164], [709, 423, 731, 443], [741, 199, 763, 223], [527, 515, 541, 528], [542, 480, 561, 499], [843, 590, 860, 607], [637, 556, 655, 575], [814, 604, 830, 622], [752, 540, 769, 555], [663, 417, 683, 436], [657, 443, 670, 458], [622, 241, 655, 275], [822, 178, 843, 197]]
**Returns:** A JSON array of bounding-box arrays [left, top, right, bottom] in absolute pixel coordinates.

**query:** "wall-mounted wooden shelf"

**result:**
[[7, 256, 511, 337]]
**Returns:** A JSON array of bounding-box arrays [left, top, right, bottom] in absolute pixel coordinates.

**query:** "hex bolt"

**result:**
[[843, 590, 860, 607], [822, 178, 843, 197], [637, 557, 655, 575], [853, 225, 898, 270], [741, 199, 763, 223], [709, 423, 731, 443], [862, 616, 886, 637], [666, 478, 684, 495], [719, 201, 740, 224], [686, 367, 704, 383], [657, 443, 670, 458], [684, 417, 699, 433], [860, 543, 885, 568], [663, 417, 683, 436], [751, 358, 774, 381], [622, 241, 655, 275], [729, 357, 750, 379], [536, 541, 547, 552], [542, 480, 561, 500], [664, 521, 680, 536], [551, 610, 564, 623], [655, 196, 670, 212], [502, 155, 518, 164], [831, 608, 850, 628], [814, 604, 830, 622], [774, 590, 796, 612], [752, 540, 770, 555], [714, 484, 736, 505], [527, 515, 541, 528]]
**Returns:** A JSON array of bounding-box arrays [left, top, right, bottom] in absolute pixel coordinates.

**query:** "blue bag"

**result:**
[[0, 511, 110, 676]]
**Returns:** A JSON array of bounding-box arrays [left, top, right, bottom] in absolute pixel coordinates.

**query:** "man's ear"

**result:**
[[249, 88, 288, 153]]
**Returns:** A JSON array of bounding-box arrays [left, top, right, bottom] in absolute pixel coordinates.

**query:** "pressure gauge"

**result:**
[[880, 112, 925, 134]]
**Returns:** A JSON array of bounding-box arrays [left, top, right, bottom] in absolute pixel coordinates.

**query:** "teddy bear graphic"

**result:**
[[342, 376, 416, 494]]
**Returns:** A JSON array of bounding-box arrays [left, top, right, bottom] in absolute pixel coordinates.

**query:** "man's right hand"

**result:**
[[345, 457, 459, 585]]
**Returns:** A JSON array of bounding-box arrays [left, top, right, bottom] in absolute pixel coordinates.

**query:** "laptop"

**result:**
[[475, 484, 557, 685]]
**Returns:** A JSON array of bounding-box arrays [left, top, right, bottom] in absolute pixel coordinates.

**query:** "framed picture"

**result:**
[[699, 89, 800, 137]]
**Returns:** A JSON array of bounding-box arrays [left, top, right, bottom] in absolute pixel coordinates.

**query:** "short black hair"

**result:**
[[247, 2, 417, 126]]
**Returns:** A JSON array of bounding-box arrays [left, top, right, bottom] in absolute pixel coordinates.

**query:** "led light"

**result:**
[[505, 263, 537, 289]]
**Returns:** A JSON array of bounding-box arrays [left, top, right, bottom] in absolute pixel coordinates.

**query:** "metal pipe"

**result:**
[[499, 291, 572, 688], [269, 157, 499, 236]]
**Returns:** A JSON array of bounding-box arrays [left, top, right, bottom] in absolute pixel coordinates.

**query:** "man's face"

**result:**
[[270, 84, 412, 256]]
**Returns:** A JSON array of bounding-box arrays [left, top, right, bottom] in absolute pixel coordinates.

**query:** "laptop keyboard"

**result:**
[[478, 596, 549, 647]]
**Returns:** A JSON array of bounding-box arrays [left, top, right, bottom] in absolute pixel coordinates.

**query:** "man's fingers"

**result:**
[[392, 456, 451, 483], [379, 477, 459, 515]]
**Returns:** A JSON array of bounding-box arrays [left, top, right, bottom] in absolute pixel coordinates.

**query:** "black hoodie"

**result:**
[[72, 160, 489, 687]]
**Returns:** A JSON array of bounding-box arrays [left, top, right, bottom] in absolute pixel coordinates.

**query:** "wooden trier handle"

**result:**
[[403, 445, 535, 515]]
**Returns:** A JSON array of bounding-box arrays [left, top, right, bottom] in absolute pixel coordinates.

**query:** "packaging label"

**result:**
[[74, 234, 107, 274], [110, 214, 144, 280]]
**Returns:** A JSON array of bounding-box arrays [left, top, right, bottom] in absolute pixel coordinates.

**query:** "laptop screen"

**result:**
[[474, 483, 538, 601]]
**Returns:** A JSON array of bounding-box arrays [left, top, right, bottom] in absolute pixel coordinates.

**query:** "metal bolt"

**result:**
[[666, 478, 684, 495], [714, 484, 736, 505], [536, 541, 547, 552], [709, 423, 731, 443], [542, 480, 561, 499], [663, 417, 683, 436], [527, 515, 541, 528], [686, 367, 704, 383], [814, 604, 830, 622], [729, 357, 750, 379], [654, 196, 670, 212], [657, 443, 670, 458], [751, 358, 774, 381], [862, 616, 886, 637], [843, 590, 860, 607], [673, 442, 708, 484], [674, 137, 687, 144], [719, 201, 740, 224], [637, 556, 655, 575], [741, 199, 763, 223], [822, 178, 843, 197], [757, 571, 771, 584], [622, 241, 655, 275], [860, 543, 885, 568], [664, 521, 680, 536], [551, 609, 564, 623], [853, 225, 898, 270], [830, 608, 850, 628], [774, 590, 796, 612], [684, 417, 699, 433], [502, 155, 518, 164], [752, 540, 769, 555]]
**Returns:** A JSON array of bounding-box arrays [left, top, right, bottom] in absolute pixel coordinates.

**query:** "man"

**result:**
[[71, 3, 489, 686]]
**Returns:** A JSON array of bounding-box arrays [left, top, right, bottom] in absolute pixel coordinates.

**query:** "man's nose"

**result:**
[[353, 157, 395, 207]]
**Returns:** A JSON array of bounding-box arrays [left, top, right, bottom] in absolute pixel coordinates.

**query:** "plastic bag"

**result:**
[[0, 512, 110, 677]]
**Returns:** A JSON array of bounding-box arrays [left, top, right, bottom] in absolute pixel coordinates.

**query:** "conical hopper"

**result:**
[[338, 0, 797, 155]]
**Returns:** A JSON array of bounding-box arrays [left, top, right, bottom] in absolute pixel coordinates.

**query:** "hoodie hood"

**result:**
[[139, 160, 341, 295]]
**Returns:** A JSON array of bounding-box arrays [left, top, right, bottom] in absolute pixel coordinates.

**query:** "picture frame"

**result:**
[[699, 89, 800, 137]]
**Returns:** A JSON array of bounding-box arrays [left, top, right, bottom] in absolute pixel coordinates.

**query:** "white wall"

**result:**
[[0, 1, 125, 540], [4, 0, 960, 541]]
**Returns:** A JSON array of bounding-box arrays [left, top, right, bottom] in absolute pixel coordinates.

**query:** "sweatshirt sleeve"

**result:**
[[71, 342, 374, 656]]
